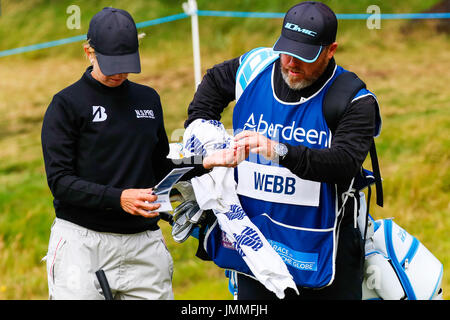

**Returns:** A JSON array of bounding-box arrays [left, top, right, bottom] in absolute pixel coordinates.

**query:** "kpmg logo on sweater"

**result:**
[[135, 109, 155, 119], [242, 113, 331, 147]]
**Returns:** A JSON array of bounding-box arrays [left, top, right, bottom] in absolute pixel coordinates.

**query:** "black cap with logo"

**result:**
[[87, 7, 141, 76], [273, 1, 337, 63]]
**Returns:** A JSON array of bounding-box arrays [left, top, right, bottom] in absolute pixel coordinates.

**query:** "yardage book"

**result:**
[[147, 167, 193, 212]]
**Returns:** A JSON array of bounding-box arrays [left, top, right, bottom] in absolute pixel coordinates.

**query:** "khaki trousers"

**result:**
[[45, 218, 174, 300]]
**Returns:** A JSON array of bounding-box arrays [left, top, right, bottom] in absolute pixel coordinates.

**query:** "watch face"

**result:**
[[275, 143, 288, 157]]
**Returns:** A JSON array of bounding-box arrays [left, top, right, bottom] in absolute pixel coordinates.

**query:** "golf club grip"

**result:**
[[95, 269, 114, 300], [159, 212, 174, 225]]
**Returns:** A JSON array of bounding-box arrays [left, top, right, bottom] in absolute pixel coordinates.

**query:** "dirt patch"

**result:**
[[401, 0, 450, 34]]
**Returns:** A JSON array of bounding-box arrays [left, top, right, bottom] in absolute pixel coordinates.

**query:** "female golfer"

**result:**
[[41, 7, 237, 299]]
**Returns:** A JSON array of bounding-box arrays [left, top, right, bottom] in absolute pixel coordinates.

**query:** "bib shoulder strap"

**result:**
[[236, 47, 279, 102], [323, 71, 366, 134], [324, 71, 383, 207]]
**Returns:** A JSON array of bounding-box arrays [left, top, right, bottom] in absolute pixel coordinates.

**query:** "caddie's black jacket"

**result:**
[[41, 66, 207, 234], [185, 56, 378, 226]]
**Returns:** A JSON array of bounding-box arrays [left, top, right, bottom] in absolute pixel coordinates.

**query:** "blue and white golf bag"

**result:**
[[358, 193, 444, 300]]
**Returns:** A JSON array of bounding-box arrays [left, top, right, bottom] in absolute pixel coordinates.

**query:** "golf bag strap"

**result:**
[[195, 210, 215, 261], [369, 140, 383, 207]]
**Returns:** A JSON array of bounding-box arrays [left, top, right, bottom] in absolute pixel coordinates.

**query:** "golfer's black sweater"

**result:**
[[42, 67, 207, 234]]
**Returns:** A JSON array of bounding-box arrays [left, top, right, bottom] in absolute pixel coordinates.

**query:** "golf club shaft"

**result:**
[[95, 269, 114, 300]]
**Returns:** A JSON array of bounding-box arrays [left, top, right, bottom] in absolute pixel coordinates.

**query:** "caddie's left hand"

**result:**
[[234, 130, 277, 161]]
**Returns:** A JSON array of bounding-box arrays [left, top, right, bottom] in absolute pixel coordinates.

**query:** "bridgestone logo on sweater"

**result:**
[[92, 106, 108, 122]]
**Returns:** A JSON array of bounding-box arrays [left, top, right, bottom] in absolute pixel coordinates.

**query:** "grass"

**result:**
[[0, 0, 449, 300]]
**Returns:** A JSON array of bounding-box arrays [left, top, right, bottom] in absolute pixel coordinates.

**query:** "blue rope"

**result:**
[[0, 34, 87, 57], [337, 12, 450, 20], [0, 13, 189, 58], [197, 10, 284, 19], [135, 12, 188, 28], [1, 11, 450, 58], [197, 10, 450, 20]]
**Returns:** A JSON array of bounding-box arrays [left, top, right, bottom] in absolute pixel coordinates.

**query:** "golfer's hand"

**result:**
[[120, 188, 160, 218], [234, 131, 277, 160], [202, 146, 248, 169]]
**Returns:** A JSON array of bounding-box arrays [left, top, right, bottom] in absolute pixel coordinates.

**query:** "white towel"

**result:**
[[183, 119, 298, 299]]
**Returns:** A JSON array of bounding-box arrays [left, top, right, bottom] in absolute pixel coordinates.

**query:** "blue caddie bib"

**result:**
[[205, 48, 378, 288]]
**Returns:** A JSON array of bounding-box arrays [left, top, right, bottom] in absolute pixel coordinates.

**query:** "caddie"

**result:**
[[184, 1, 382, 299]]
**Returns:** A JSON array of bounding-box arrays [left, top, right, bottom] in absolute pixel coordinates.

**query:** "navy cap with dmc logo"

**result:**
[[87, 7, 141, 76], [273, 1, 337, 63]]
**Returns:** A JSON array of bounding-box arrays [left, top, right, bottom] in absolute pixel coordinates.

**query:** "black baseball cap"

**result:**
[[87, 7, 141, 76], [273, 1, 337, 63]]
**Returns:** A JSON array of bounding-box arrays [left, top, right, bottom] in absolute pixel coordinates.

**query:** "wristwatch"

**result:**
[[273, 142, 288, 161]]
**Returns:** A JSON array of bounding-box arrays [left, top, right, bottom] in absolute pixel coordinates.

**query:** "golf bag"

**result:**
[[360, 198, 444, 300]]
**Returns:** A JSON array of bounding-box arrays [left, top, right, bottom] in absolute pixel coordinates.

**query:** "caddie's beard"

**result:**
[[281, 69, 316, 90], [280, 58, 329, 91]]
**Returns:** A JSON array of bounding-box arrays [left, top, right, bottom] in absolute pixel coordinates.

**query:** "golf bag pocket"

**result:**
[[363, 218, 444, 300], [253, 214, 335, 288], [204, 212, 336, 289]]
